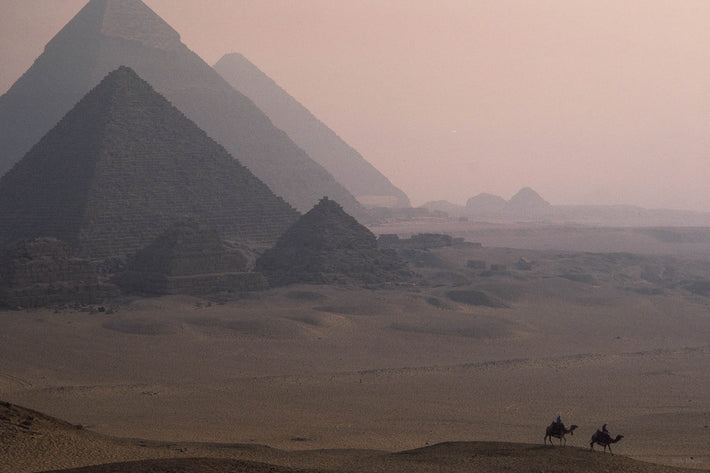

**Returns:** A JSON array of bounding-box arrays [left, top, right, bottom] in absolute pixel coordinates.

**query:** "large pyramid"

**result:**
[[0, 0, 366, 218], [214, 53, 411, 209], [0, 66, 300, 259], [255, 197, 411, 286]]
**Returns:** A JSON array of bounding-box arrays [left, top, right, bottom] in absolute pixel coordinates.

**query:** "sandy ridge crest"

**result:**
[[2, 402, 706, 473]]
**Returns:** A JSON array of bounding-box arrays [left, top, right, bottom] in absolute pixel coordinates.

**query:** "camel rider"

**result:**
[[601, 423, 611, 440], [553, 415, 565, 433]]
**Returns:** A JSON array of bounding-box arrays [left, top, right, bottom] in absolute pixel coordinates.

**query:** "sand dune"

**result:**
[[3, 225, 710, 471], [2, 402, 704, 473]]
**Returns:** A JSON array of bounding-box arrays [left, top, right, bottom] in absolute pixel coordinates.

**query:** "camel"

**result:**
[[590, 430, 624, 454], [544, 422, 578, 446]]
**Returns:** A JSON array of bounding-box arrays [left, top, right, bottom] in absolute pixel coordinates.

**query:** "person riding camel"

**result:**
[[552, 415, 565, 434]]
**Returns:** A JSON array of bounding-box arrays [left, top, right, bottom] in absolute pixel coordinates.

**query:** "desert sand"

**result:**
[[3, 222, 710, 472]]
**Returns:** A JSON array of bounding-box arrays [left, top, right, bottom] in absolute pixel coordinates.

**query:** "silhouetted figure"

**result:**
[[544, 421, 577, 446], [590, 424, 623, 454]]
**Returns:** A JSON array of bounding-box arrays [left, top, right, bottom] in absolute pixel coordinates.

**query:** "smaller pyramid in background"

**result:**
[[0, 66, 300, 259], [505, 187, 552, 219], [214, 53, 410, 209], [127, 220, 247, 276], [466, 193, 508, 216], [255, 197, 411, 286]]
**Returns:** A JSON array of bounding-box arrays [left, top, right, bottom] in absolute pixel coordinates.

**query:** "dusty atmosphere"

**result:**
[[3, 222, 710, 472], [3, 2, 710, 472]]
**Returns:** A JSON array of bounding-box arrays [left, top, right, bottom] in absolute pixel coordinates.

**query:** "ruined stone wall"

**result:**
[[0, 238, 119, 308]]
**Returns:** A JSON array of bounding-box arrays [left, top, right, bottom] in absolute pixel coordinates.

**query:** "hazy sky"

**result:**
[[2, 0, 709, 211]]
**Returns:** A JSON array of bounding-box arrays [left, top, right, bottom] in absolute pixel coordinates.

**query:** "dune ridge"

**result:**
[[2, 402, 704, 473]]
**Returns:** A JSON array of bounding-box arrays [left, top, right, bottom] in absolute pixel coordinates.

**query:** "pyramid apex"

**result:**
[[48, 0, 183, 53], [102, 0, 183, 51]]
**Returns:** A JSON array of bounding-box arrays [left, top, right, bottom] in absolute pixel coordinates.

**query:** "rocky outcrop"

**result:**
[[465, 193, 508, 216], [465, 187, 552, 220], [506, 187, 552, 217]]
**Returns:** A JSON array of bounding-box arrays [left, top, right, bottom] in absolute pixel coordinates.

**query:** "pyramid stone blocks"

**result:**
[[0, 66, 300, 259]]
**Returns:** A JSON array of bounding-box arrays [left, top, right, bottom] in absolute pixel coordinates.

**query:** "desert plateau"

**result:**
[[3, 2, 710, 471], [3, 222, 710, 472]]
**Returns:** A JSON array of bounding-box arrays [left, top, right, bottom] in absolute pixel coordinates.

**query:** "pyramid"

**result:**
[[127, 220, 247, 276], [0, 0, 366, 218], [505, 187, 552, 219], [255, 197, 411, 286], [465, 193, 508, 216], [214, 53, 410, 209], [116, 221, 267, 295], [0, 66, 300, 259]]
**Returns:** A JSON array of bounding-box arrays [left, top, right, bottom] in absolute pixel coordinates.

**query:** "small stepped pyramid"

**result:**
[[116, 221, 266, 295], [0, 66, 300, 259], [256, 197, 411, 286]]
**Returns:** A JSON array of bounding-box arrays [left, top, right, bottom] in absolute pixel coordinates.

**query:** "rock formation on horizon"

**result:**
[[214, 53, 410, 209], [463, 188, 710, 225], [506, 187, 552, 216], [464, 187, 552, 220], [255, 197, 411, 286], [0, 0, 366, 218], [0, 66, 300, 259], [465, 193, 508, 217]]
